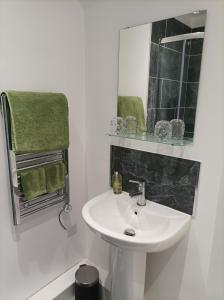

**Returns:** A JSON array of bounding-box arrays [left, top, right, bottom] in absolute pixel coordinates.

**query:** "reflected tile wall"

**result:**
[[184, 26, 204, 137], [188, 55, 202, 82], [160, 80, 180, 108], [186, 83, 199, 107], [111, 146, 201, 215], [156, 108, 176, 122], [148, 77, 158, 108], [147, 19, 204, 139], [151, 19, 166, 44]]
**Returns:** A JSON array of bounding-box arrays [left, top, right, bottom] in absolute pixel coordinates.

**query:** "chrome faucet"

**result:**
[[129, 180, 146, 206]]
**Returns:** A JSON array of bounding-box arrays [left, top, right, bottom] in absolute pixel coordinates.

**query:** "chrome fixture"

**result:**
[[160, 31, 204, 44], [129, 180, 146, 206], [124, 228, 136, 236], [1, 94, 71, 227], [193, 10, 201, 15]]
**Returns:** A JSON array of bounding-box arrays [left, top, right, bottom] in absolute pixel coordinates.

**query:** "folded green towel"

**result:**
[[20, 167, 47, 201], [2, 90, 69, 153], [118, 96, 146, 132], [45, 162, 65, 193]]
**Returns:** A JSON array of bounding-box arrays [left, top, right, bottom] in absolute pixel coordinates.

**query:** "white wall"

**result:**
[[82, 0, 224, 299], [118, 24, 151, 115], [0, 1, 87, 299]]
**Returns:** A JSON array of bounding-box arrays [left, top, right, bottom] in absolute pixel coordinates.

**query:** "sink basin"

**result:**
[[82, 190, 191, 299], [82, 190, 191, 252]]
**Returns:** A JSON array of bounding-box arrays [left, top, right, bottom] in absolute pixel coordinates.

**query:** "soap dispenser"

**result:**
[[112, 171, 122, 194]]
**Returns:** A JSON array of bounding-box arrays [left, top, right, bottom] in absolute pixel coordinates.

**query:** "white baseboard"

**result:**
[[28, 258, 109, 300], [28, 259, 87, 300]]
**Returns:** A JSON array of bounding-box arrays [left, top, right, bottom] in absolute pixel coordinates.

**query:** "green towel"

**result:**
[[45, 162, 65, 193], [20, 167, 47, 201], [2, 90, 69, 153], [118, 96, 146, 132]]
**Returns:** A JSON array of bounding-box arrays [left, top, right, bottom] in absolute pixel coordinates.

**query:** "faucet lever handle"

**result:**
[[129, 180, 145, 192], [129, 179, 141, 184]]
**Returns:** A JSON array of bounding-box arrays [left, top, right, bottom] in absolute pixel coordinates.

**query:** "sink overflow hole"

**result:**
[[124, 228, 136, 237]]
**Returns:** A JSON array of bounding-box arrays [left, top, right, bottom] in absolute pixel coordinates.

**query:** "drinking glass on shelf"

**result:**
[[124, 116, 138, 134], [170, 119, 185, 140], [110, 117, 124, 135], [154, 120, 171, 141]]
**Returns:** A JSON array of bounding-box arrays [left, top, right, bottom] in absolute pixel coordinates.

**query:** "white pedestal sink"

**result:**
[[82, 190, 191, 300]]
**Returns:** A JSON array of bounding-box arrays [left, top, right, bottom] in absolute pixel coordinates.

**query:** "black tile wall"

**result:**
[[156, 108, 176, 122], [147, 108, 157, 134], [183, 26, 204, 137], [192, 26, 205, 33], [188, 55, 202, 82], [160, 79, 179, 108], [166, 18, 191, 37], [147, 17, 205, 139], [166, 18, 191, 52], [186, 83, 199, 107], [148, 77, 158, 108], [159, 46, 181, 80], [184, 131, 193, 138], [183, 54, 190, 81], [175, 107, 185, 120], [190, 39, 204, 55], [180, 82, 187, 107], [185, 40, 192, 55], [165, 40, 183, 52], [111, 146, 200, 215], [151, 19, 166, 44], [149, 43, 159, 77], [184, 108, 196, 133]]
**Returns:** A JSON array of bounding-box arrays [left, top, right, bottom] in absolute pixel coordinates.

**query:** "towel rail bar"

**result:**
[[1, 94, 70, 226], [19, 190, 65, 210], [17, 157, 64, 171], [17, 153, 62, 163], [21, 197, 65, 218], [16, 151, 63, 161], [20, 195, 66, 212]]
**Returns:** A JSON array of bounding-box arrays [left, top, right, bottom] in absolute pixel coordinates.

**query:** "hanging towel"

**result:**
[[45, 162, 65, 193], [19, 167, 47, 201], [118, 96, 146, 132], [2, 91, 69, 153]]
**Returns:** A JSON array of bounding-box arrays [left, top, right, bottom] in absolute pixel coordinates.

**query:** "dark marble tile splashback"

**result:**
[[111, 146, 200, 215]]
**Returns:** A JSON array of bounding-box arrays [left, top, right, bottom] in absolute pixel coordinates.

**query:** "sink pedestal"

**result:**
[[110, 245, 146, 300]]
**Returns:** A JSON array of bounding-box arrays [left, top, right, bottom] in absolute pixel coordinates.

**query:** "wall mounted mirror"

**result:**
[[116, 10, 207, 145]]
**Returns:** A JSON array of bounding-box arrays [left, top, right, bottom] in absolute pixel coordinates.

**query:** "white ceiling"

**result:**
[[175, 10, 207, 29]]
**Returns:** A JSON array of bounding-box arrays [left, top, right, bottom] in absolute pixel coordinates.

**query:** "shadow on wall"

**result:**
[[144, 232, 189, 300], [207, 165, 224, 299], [144, 228, 208, 300], [15, 211, 77, 278]]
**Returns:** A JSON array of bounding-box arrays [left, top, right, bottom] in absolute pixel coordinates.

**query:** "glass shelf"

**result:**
[[108, 132, 193, 146]]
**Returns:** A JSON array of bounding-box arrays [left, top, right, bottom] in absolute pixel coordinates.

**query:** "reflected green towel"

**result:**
[[45, 162, 65, 193], [118, 96, 146, 132], [20, 167, 47, 201], [3, 91, 69, 153]]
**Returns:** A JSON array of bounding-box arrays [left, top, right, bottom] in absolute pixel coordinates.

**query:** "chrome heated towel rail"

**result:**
[[1, 94, 70, 225]]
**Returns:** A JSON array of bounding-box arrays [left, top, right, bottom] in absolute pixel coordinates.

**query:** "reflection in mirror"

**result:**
[[117, 10, 207, 144]]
